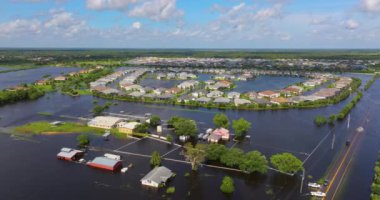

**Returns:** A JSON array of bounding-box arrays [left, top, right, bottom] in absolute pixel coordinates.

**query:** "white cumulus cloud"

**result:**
[[132, 21, 142, 29], [128, 0, 183, 21], [45, 10, 87, 37], [343, 19, 360, 30], [86, 0, 138, 11], [360, 0, 380, 12], [0, 19, 41, 37]]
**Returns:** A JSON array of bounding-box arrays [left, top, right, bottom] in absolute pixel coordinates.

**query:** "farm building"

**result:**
[[87, 156, 122, 171], [87, 116, 125, 129], [57, 148, 84, 161], [141, 166, 174, 188]]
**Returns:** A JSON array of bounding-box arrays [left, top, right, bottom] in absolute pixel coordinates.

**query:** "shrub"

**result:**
[[166, 186, 175, 194], [220, 176, 234, 194]]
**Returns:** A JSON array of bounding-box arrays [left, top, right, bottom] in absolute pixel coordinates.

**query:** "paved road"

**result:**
[[323, 110, 372, 200]]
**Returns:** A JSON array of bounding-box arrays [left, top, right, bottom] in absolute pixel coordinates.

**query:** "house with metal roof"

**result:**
[[87, 156, 122, 171], [141, 166, 174, 188], [57, 148, 84, 161]]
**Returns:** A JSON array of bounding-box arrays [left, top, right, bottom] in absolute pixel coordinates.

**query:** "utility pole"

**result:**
[[300, 168, 305, 194], [331, 128, 336, 150], [331, 133, 336, 150]]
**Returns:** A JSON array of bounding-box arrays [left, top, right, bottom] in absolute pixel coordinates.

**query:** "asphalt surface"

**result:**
[[323, 110, 372, 200]]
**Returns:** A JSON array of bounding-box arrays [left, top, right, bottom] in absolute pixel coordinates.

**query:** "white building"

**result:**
[[88, 116, 125, 129], [141, 166, 174, 188]]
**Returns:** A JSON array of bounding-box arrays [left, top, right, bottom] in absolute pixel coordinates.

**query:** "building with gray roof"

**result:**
[[141, 166, 174, 188]]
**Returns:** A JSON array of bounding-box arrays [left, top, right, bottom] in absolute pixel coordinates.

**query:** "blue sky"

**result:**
[[1, 0, 380, 48]]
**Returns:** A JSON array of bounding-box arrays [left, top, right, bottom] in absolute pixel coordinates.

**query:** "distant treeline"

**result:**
[[1, 49, 380, 66]]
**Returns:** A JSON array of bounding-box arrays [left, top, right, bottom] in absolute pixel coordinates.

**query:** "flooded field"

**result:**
[[0, 69, 379, 200]]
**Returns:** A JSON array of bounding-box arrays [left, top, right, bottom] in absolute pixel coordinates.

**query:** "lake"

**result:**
[[0, 66, 80, 90]]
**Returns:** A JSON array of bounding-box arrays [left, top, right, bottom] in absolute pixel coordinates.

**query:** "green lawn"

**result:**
[[14, 121, 104, 135]]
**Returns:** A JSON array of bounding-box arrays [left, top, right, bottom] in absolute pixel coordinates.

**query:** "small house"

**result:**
[[118, 121, 141, 134], [141, 166, 174, 188], [54, 76, 66, 81], [208, 133, 222, 143], [258, 90, 280, 98], [57, 148, 84, 161], [212, 128, 230, 140]]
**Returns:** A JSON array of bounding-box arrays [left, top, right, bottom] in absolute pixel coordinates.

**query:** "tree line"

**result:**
[[0, 86, 46, 106]]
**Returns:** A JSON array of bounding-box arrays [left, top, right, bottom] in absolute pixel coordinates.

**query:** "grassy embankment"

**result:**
[[371, 152, 380, 200], [14, 122, 104, 135]]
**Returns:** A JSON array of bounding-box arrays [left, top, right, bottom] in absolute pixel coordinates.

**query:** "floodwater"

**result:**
[[0, 70, 378, 200], [0, 66, 9, 71], [0, 66, 80, 90]]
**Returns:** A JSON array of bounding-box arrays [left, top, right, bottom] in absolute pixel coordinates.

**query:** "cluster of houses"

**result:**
[[81, 66, 354, 108], [156, 71, 196, 80], [90, 70, 127, 94], [118, 69, 149, 97], [128, 57, 370, 71], [289, 76, 353, 103], [57, 147, 175, 188], [34, 67, 100, 86]]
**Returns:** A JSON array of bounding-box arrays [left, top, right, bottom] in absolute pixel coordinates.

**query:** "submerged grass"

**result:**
[[14, 121, 104, 135], [37, 112, 53, 116]]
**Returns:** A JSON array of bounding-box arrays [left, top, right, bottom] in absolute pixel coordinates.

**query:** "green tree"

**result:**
[[134, 123, 149, 134], [166, 134, 173, 143], [76, 134, 90, 146], [167, 116, 183, 126], [149, 115, 161, 127], [213, 113, 229, 128], [232, 118, 252, 138], [173, 119, 198, 137], [239, 151, 268, 174], [184, 143, 206, 171], [270, 153, 303, 174], [314, 115, 327, 126], [220, 148, 244, 167], [150, 151, 161, 167], [328, 114, 337, 125], [206, 144, 227, 161], [220, 176, 234, 194], [92, 105, 106, 116]]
